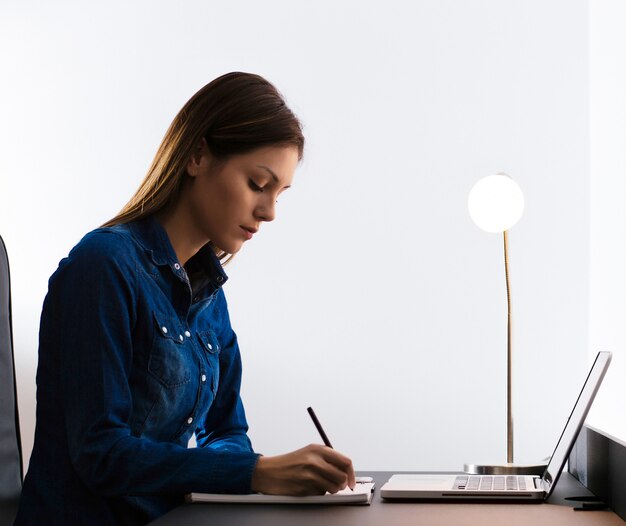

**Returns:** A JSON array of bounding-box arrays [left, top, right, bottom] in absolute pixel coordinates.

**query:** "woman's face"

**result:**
[[185, 143, 299, 254]]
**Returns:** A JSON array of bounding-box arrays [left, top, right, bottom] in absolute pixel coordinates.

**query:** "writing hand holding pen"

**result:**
[[250, 408, 355, 495], [307, 406, 355, 492]]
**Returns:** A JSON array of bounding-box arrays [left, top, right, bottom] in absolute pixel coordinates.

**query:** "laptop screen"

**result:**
[[542, 351, 612, 495]]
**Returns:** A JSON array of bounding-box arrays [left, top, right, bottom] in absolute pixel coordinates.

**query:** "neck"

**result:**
[[156, 206, 208, 267]]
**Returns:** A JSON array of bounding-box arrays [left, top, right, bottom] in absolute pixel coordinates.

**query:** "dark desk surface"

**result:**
[[148, 472, 625, 526]]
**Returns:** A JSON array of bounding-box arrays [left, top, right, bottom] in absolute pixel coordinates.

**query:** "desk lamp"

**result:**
[[465, 174, 544, 475]]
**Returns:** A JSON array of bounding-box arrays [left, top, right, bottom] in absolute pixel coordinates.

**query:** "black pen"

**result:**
[[307, 406, 333, 448]]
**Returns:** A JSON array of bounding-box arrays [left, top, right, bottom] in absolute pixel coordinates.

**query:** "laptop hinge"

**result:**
[[534, 477, 550, 492]]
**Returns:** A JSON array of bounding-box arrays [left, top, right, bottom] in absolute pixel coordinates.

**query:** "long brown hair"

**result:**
[[102, 72, 304, 262]]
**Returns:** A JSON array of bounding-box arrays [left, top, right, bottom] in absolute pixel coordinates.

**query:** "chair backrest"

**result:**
[[0, 235, 22, 524]]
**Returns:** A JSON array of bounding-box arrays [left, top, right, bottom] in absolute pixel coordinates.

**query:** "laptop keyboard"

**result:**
[[453, 475, 528, 491]]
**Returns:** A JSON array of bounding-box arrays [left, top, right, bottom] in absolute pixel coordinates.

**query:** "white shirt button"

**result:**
[[207, 343, 213, 350], [185, 330, 191, 337], [201, 374, 207, 382], [179, 334, 184, 342], [174, 263, 181, 270], [161, 326, 168, 334], [187, 417, 193, 424]]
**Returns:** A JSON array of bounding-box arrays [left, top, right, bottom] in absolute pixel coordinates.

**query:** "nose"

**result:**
[[254, 197, 276, 222]]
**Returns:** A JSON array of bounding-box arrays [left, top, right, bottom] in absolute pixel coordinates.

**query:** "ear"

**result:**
[[186, 138, 210, 178]]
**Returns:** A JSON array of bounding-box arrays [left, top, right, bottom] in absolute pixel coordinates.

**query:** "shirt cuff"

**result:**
[[188, 449, 261, 494]]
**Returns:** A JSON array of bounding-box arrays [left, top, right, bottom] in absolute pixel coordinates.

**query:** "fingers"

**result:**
[[308, 444, 355, 492]]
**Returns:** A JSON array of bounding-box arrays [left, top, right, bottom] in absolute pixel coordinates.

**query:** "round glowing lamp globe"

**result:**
[[468, 174, 524, 233]]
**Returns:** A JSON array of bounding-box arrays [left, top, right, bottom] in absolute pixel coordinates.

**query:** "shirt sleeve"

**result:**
[[52, 231, 259, 497], [195, 289, 255, 453]]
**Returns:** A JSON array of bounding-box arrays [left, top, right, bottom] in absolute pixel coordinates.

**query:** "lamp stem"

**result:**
[[503, 230, 513, 464]]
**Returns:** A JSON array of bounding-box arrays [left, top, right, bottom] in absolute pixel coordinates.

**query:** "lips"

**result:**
[[240, 226, 258, 240]]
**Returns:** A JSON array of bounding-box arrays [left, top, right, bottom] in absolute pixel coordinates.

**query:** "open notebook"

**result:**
[[187, 479, 375, 505]]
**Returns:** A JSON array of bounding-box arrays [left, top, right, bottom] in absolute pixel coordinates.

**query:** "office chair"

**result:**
[[0, 235, 23, 525]]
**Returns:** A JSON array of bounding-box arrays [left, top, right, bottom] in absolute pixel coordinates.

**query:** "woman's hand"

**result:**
[[250, 444, 355, 496]]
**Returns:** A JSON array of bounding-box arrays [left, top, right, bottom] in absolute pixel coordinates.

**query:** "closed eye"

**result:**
[[248, 179, 264, 192]]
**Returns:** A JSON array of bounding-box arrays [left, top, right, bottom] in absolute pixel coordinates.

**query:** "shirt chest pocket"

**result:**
[[148, 313, 193, 388]]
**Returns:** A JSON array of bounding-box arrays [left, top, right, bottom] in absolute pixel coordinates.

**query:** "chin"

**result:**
[[215, 241, 244, 255]]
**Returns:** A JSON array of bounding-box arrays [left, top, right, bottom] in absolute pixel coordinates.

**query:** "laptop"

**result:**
[[380, 351, 612, 502]]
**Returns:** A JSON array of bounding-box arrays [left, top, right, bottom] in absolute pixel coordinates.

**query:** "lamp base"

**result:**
[[463, 462, 547, 476]]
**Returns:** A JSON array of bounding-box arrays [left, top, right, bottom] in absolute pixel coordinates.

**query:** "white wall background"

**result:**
[[0, 0, 603, 473], [588, 0, 626, 442]]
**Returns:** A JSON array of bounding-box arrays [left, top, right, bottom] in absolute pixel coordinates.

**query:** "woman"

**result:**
[[15, 72, 355, 526]]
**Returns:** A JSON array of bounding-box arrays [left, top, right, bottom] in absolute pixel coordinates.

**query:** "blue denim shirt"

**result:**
[[15, 216, 260, 526]]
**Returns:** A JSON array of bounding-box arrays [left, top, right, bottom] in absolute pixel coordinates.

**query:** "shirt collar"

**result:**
[[128, 215, 228, 288]]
